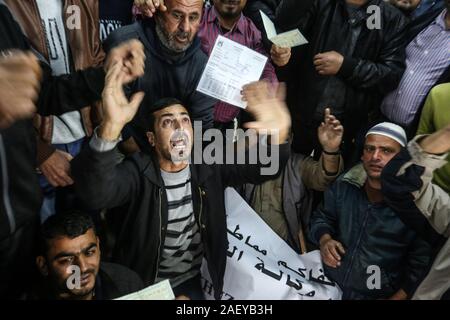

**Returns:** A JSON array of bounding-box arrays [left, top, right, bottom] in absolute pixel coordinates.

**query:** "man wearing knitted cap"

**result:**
[[309, 122, 431, 299]]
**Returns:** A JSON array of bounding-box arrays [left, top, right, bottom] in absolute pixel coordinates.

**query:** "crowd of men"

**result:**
[[0, 0, 449, 300]]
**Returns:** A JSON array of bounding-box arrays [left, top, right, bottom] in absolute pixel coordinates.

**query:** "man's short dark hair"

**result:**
[[146, 97, 184, 132], [39, 211, 96, 255]]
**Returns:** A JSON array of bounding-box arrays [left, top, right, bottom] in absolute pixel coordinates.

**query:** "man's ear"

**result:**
[[36, 256, 49, 277], [147, 132, 156, 147]]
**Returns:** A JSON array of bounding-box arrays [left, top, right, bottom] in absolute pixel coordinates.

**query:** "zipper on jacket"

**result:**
[[0, 134, 16, 234], [342, 205, 371, 291], [153, 188, 163, 282]]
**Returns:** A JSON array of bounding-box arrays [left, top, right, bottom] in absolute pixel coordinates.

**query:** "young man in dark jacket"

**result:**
[[0, 0, 145, 298], [275, 0, 407, 164], [29, 211, 144, 300], [71, 63, 291, 299]]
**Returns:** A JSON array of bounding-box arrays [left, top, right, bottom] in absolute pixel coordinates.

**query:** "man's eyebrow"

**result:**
[[53, 251, 76, 261], [82, 243, 97, 253], [53, 242, 97, 260], [160, 113, 175, 118]]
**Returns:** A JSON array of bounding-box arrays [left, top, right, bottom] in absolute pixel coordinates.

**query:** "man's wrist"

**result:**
[[98, 122, 124, 141], [319, 234, 332, 247]]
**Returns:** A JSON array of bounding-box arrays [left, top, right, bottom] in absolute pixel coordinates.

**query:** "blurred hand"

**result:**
[[134, 0, 167, 17], [318, 108, 343, 153], [319, 234, 346, 268], [314, 51, 344, 76], [241, 81, 291, 145], [104, 39, 146, 85], [270, 45, 291, 67], [99, 62, 145, 141], [0, 51, 42, 129], [39, 150, 74, 187]]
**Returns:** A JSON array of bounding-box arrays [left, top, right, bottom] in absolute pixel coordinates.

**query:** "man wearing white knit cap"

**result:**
[[310, 122, 431, 299]]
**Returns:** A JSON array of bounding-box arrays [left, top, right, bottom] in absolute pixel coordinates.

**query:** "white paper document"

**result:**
[[115, 279, 175, 300], [201, 188, 342, 300], [196, 35, 268, 108], [260, 10, 308, 48]]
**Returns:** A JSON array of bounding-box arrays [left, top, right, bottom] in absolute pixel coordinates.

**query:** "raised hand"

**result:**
[[0, 51, 42, 129], [134, 0, 167, 17], [104, 39, 146, 85], [241, 81, 291, 145], [318, 108, 343, 153], [99, 62, 145, 141]]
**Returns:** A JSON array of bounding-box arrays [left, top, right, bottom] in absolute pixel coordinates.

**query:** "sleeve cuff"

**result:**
[[337, 56, 358, 79], [313, 226, 334, 245], [89, 127, 122, 152], [407, 135, 448, 170]]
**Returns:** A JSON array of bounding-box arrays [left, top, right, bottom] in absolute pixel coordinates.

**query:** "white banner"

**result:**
[[201, 188, 342, 300]]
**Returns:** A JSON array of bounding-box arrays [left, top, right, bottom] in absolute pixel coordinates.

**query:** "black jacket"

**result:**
[[72, 142, 290, 299], [104, 20, 217, 151], [27, 262, 144, 300], [275, 0, 407, 136], [0, 1, 105, 241]]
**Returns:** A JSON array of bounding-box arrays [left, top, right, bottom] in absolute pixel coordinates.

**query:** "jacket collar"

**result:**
[[342, 163, 367, 188], [142, 146, 214, 187]]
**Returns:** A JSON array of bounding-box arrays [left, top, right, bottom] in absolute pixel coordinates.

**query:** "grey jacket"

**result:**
[[382, 136, 450, 299]]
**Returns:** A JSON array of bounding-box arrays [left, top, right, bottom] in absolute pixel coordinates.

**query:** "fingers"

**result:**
[[275, 82, 287, 102], [242, 81, 270, 108], [129, 91, 145, 110], [43, 166, 74, 187], [336, 241, 346, 255], [321, 250, 339, 268], [328, 245, 342, 263], [106, 39, 145, 80], [104, 62, 123, 91], [321, 239, 345, 268], [135, 0, 167, 17], [0, 51, 42, 126]]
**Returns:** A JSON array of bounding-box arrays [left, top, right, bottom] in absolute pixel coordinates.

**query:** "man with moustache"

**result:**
[[29, 211, 143, 300], [71, 59, 291, 298], [309, 122, 431, 299], [134, 0, 287, 133], [389, 0, 445, 19], [104, 0, 217, 152]]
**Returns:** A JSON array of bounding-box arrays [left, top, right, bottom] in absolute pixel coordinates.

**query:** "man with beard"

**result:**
[[309, 122, 431, 299], [71, 59, 291, 299], [29, 211, 143, 300], [389, 0, 445, 19], [135, 0, 294, 133], [104, 0, 217, 152]]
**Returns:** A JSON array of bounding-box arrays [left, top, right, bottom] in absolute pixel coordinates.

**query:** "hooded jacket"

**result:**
[[103, 19, 217, 151]]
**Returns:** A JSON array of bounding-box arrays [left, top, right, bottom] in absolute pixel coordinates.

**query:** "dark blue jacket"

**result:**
[[310, 163, 432, 299]]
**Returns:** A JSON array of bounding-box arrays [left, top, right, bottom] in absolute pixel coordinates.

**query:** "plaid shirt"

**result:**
[[198, 5, 278, 123]]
